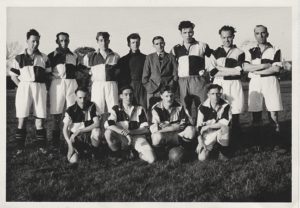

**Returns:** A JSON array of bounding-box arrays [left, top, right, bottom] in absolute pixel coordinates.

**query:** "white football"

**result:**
[[68, 152, 78, 163]]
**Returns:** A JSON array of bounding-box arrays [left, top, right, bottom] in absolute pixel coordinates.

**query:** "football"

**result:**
[[168, 146, 185, 163]]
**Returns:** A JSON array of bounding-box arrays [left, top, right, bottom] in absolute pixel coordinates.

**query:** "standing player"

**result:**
[[117, 33, 147, 109], [83, 32, 120, 115], [196, 84, 232, 161], [142, 36, 178, 109], [208, 26, 245, 127], [171, 20, 212, 114], [48, 32, 78, 147], [9, 29, 51, 155], [104, 85, 155, 164], [62, 87, 101, 163], [150, 86, 197, 163], [243, 25, 283, 132]]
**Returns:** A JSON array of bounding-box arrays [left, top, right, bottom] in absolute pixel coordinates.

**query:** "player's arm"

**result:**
[[253, 65, 281, 75], [62, 119, 72, 145], [75, 116, 100, 134], [128, 108, 150, 135], [9, 57, 21, 86], [10, 76, 20, 86], [243, 62, 272, 72], [214, 67, 242, 77]]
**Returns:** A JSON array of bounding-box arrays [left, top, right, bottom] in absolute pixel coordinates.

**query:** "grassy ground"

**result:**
[[6, 81, 291, 202]]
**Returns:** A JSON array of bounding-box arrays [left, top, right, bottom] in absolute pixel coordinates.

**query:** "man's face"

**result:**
[[97, 36, 110, 50], [220, 30, 234, 48], [254, 26, 268, 44], [181, 27, 194, 43], [161, 91, 175, 107], [57, 34, 69, 49], [153, 38, 165, 53], [207, 88, 222, 104], [129, 38, 140, 52], [27, 35, 40, 51], [120, 89, 133, 105], [76, 90, 88, 108]]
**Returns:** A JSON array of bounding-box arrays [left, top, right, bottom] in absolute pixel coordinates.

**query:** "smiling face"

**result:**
[[57, 34, 70, 49], [254, 26, 269, 44], [153, 38, 165, 53], [27, 35, 40, 51], [160, 90, 175, 108], [220, 30, 234, 48], [180, 27, 194, 43]]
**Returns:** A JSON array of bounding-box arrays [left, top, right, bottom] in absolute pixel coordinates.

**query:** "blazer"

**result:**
[[142, 52, 178, 94]]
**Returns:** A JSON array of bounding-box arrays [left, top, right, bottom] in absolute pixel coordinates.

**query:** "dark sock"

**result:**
[[52, 130, 60, 146], [16, 128, 26, 150], [36, 129, 47, 148]]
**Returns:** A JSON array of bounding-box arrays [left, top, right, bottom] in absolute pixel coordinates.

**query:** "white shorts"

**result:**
[[248, 76, 283, 112], [50, 79, 78, 114], [91, 81, 118, 114], [16, 82, 47, 118], [213, 78, 244, 114]]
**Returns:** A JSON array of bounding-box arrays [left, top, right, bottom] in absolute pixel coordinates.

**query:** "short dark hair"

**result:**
[[160, 85, 175, 94], [207, 84, 222, 93], [127, 33, 141, 45], [152, 36, 164, 44], [119, 85, 134, 94], [26, 29, 40, 40], [56, 32, 70, 43], [218, 25, 236, 35], [75, 86, 89, 94], [96, 32, 110, 41], [254, 25, 268, 33], [178, 21, 195, 31]]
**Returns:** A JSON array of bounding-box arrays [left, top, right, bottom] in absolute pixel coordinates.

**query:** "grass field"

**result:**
[[6, 81, 292, 202]]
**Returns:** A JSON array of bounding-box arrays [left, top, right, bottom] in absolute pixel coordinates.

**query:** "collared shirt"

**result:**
[[63, 101, 98, 133], [105, 104, 148, 130], [151, 101, 192, 125], [9, 49, 51, 83], [48, 48, 78, 79], [244, 42, 282, 78], [83, 48, 120, 82], [208, 45, 245, 80], [170, 39, 212, 77], [196, 98, 231, 131], [117, 50, 146, 87]]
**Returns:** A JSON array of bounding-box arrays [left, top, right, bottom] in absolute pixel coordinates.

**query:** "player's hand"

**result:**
[[121, 128, 129, 136], [159, 122, 170, 129], [179, 119, 186, 130], [200, 126, 209, 135], [196, 142, 206, 154]]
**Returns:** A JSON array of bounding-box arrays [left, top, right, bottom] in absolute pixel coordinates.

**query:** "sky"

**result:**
[[7, 7, 291, 60]]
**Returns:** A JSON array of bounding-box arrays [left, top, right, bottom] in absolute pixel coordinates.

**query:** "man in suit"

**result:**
[[142, 36, 178, 110]]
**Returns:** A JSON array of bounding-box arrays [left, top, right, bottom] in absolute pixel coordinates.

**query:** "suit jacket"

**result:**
[[142, 52, 178, 94]]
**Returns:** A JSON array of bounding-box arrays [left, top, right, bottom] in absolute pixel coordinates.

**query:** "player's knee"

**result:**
[[182, 126, 197, 139], [104, 129, 119, 151], [168, 146, 185, 163], [91, 128, 101, 147], [198, 149, 209, 161], [140, 150, 156, 164], [151, 132, 162, 146]]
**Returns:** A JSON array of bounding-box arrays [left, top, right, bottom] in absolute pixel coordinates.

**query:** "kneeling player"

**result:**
[[150, 86, 197, 163], [196, 84, 232, 161], [62, 87, 101, 163], [104, 86, 155, 164]]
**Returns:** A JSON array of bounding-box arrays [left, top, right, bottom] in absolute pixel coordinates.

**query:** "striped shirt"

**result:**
[[171, 39, 212, 77], [244, 42, 282, 77], [209, 45, 245, 80], [83, 49, 120, 82], [151, 101, 192, 126], [105, 105, 148, 130], [48, 48, 78, 79], [63, 101, 98, 133], [9, 49, 51, 83], [196, 98, 231, 132]]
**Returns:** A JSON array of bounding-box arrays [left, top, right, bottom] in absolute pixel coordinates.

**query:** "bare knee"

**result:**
[[151, 132, 162, 146], [104, 129, 120, 151], [91, 128, 101, 147]]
